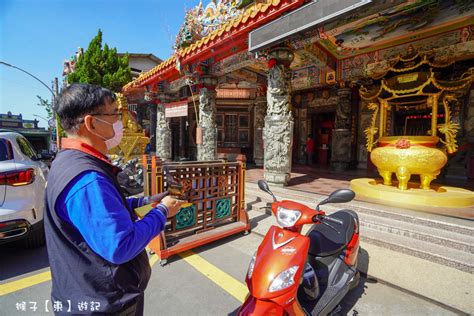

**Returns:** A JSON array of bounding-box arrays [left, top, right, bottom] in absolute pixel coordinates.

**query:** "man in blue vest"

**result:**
[[45, 83, 183, 315]]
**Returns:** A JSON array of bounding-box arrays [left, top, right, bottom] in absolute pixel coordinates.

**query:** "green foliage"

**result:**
[[67, 29, 131, 92], [36, 95, 53, 120]]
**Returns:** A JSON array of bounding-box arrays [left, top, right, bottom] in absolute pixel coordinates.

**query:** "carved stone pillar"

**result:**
[[297, 107, 308, 164], [253, 96, 266, 166], [156, 94, 172, 161], [331, 86, 352, 171], [264, 47, 294, 186], [197, 76, 218, 161]]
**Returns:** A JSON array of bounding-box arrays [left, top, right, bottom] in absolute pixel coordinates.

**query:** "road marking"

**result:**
[[0, 248, 158, 296], [178, 250, 248, 303], [0, 249, 248, 305], [0, 271, 51, 296]]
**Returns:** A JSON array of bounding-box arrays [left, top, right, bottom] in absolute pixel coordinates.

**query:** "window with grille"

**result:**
[[217, 113, 250, 146]]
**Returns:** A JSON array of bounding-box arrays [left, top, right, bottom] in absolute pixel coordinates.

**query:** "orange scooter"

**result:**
[[239, 180, 360, 316]]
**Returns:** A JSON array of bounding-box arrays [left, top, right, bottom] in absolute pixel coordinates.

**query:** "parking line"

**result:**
[[1, 250, 248, 305], [0, 271, 51, 296], [0, 248, 158, 296], [178, 250, 248, 303]]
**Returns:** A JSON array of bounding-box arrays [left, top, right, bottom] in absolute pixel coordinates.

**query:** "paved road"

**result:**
[[0, 233, 457, 315]]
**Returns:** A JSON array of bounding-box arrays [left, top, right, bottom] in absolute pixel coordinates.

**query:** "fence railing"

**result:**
[[141, 155, 250, 265]]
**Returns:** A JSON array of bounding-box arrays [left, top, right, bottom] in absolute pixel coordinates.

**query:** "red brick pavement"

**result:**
[[246, 164, 474, 195]]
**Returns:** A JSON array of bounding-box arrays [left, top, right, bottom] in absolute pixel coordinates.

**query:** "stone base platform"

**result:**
[[350, 178, 474, 219]]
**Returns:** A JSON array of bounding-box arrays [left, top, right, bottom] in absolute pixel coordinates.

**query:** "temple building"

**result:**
[[123, 0, 474, 186]]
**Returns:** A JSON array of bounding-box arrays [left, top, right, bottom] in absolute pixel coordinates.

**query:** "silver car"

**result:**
[[0, 130, 49, 248]]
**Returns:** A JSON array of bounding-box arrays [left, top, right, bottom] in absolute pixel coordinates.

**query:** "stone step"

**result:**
[[246, 195, 473, 253], [360, 226, 473, 274], [245, 191, 473, 239], [358, 213, 474, 253], [245, 183, 474, 235]]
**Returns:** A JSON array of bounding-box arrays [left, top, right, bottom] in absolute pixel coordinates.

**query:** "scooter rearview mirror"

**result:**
[[316, 189, 355, 211], [257, 180, 277, 202], [327, 189, 355, 204], [258, 180, 270, 192]]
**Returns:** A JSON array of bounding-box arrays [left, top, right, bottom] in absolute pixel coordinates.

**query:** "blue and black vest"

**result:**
[[44, 149, 151, 314]]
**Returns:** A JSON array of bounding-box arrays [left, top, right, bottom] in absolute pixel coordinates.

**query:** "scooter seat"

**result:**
[[307, 210, 356, 257]]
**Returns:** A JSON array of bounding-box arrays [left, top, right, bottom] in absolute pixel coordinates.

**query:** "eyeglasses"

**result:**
[[75, 112, 122, 124], [89, 112, 122, 120]]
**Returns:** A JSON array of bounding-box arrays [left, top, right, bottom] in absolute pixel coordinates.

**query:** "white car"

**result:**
[[0, 130, 49, 248]]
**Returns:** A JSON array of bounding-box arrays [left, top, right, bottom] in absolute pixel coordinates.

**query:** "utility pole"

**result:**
[[0, 61, 62, 151]]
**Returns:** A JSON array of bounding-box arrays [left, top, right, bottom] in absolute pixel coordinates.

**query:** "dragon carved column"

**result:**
[[331, 84, 353, 171], [197, 76, 218, 161], [263, 47, 294, 186], [156, 94, 172, 161], [144, 92, 158, 153]]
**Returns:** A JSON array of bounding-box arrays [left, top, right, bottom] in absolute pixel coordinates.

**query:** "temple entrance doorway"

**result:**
[[392, 104, 444, 137], [311, 112, 335, 167], [170, 119, 180, 161]]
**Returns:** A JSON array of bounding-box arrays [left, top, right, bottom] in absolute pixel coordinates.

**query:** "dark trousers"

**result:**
[[53, 294, 144, 316], [117, 294, 144, 316], [306, 152, 314, 165]]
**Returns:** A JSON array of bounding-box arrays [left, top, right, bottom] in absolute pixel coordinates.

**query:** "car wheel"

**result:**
[[22, 222, 46, 248]]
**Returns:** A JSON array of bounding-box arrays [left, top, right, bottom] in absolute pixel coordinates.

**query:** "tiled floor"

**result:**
[[246, 164, 474, 195]]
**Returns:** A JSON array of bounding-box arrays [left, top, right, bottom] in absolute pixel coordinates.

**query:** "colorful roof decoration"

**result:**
[[123, 0, 303, 92], [359, 46, 473, 102], [174, 0, 244, 50], [318, 0, 473, 59]]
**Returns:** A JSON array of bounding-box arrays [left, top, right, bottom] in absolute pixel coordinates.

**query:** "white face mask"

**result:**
[[93, 117, 124, 150]]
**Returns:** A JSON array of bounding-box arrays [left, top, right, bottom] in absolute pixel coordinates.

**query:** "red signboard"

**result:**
[[216, 88, 254, 99], [165, 100, 188, 118]]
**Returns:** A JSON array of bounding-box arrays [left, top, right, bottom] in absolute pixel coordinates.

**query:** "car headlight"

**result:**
[[276, 207, 301, 227], [247, 253, 257, 279], [268, 265, 299, 293]]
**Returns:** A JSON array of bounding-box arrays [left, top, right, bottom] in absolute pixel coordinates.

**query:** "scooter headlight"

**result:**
[[247, 253, 257, 279], [276, 207, 301, 228], [268, 265, 299, 293]]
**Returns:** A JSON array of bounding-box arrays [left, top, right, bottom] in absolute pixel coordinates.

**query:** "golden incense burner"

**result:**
[[370, 136, 447, 190], [359, 46, 473, 191]]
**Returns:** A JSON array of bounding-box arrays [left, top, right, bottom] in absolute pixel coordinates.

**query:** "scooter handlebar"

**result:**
[[324, 216, 343, 225]]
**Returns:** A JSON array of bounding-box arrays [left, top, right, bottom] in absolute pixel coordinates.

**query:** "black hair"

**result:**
[[307, 134, 312, 138], [54, 83, 116, 133]]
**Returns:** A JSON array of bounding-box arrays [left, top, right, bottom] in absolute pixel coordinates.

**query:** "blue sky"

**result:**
[[0, 0, 201, 127]]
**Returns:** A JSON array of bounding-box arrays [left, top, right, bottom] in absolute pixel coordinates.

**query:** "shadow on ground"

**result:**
[[0, 242, 50, 281], [338, 247, 372, 315]]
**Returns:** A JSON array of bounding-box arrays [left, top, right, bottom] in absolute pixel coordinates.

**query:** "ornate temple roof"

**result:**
[[123, 0, 303, 92], [359, 46, 473, 102], [369, 45, 455, 80]]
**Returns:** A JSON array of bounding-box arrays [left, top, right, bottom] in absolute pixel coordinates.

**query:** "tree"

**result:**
[[36, 95, 53, 120], [67, 29, 131, 92]]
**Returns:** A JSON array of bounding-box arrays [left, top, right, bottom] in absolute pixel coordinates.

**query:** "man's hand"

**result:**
[[144, 191, 169, 205], [160, 196, 185, 218]]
